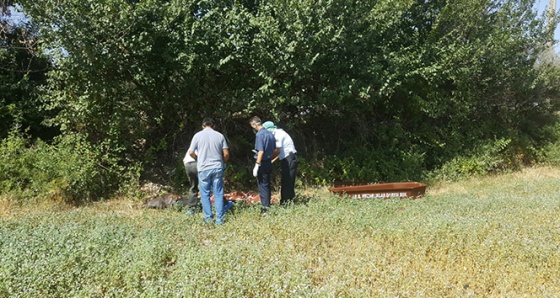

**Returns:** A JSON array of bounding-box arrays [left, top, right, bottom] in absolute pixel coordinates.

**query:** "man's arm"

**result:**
[[272, 148, 281, 161], [222, 148, 230, 162], [188, 135, 197, 159], [256, 151, 264, 164]]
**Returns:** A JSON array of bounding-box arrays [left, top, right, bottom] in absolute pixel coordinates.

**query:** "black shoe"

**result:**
[[280, 200, 293, 207]]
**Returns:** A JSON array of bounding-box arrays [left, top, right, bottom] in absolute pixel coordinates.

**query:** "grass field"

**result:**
[[1, 166, 560, 297]]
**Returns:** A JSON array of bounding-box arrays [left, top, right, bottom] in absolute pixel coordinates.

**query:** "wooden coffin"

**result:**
[[328, 182, 427, 199]]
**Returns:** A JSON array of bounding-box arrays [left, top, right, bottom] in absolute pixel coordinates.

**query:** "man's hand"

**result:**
[[253, 163, 260, 177]]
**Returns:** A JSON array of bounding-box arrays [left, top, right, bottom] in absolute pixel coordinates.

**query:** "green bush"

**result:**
[[427, 138, 513, 182], [299, 146, 426, 186], [0, 130, 43, 199], [534, 120, 560, 166], [539, 142, 560, 166], [0, 130, 140, 203]]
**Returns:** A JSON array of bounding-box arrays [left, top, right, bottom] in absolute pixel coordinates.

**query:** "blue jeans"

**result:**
[[198, 168, 225, 221]]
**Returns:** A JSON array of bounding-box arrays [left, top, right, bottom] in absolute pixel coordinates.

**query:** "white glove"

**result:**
[[252, 163, 260, 177]]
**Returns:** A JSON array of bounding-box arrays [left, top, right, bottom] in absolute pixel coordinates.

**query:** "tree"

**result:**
[[0, 4, 55, 140], [13, 0, 560, 193]]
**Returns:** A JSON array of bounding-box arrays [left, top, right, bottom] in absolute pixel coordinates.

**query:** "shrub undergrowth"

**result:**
[[0, 130, 140, 203]]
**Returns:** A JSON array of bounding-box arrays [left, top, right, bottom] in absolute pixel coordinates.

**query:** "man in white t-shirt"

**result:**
[[263, 121, 299, 204], [182, 150, 198, 214]]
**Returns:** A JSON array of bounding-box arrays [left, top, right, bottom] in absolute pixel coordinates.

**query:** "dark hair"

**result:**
[[202, 118, 214, 127], [249, 116, 261, 125]]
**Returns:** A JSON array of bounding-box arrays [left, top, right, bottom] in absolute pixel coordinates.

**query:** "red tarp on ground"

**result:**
[[211, 191, 278, 205]]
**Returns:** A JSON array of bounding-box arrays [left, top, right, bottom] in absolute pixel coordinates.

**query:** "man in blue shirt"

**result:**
[[249, 116, 279, 214], [188, 118, 232, 224]]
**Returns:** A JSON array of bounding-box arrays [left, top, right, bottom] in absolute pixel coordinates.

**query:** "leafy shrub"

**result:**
[[0, 130, 140, 203], [427, 138, 513, 182], [0, 130, 33, 197], [534, 120, 560, 166], [538, 142, 560, 166], [299, 146, 426, 186]]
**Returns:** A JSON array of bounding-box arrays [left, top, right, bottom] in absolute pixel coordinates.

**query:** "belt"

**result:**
[[281, 152, 297, 160]]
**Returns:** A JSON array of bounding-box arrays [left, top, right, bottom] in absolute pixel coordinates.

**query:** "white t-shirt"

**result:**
[[183, 150, 196, 164], [272, 128, 297, 160]]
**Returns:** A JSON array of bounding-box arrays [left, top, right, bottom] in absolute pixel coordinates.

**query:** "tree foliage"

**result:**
[[7, 0, 560, 198], [0, 5, 55, 140]]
